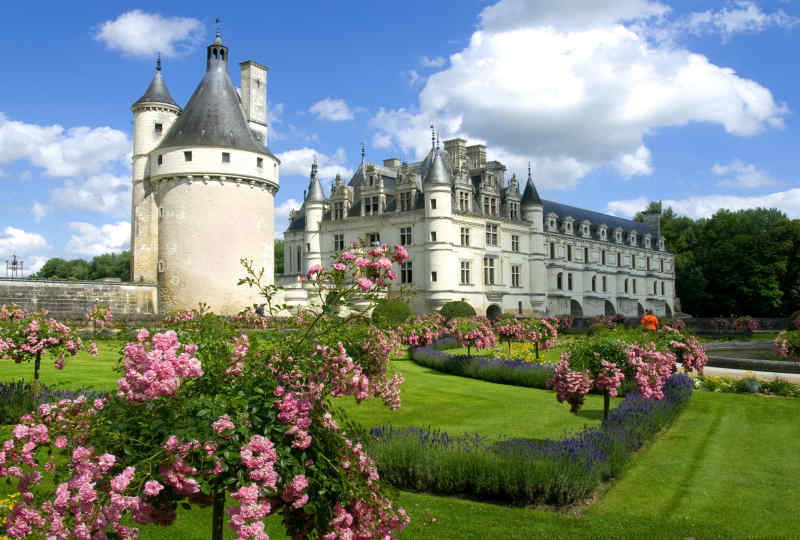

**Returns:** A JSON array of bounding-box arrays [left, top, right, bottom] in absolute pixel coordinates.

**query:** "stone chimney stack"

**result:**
[[239, 60, 269, 144]]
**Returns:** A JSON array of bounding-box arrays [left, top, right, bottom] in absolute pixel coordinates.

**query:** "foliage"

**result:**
[[493, 342, 560, 364], [394, 313, 445, 347], [366, 374, 693, 506], [447, 316, 496, 357], [371, 298, 413, 328], [774, 329, 800, 360], [34, 251, 130, 281], [0, 380, 103, 424], [439, 301, 476, 321], [694, 373, 800, 397], [273, 239, 284, 276], [0, 247, 413, 539], [86, 304, 113, 331], [733, 316, 759, 332]]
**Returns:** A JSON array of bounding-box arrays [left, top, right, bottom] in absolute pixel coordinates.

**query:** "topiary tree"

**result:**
[[372, 298, 413, 328], [440, 300, 476, 321]]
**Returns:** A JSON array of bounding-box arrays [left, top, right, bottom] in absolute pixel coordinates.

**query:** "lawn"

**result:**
[[1, 341, 799, 538]]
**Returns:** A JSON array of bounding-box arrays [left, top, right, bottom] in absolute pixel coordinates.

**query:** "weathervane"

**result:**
[[216, 17, 221, 39], [430, 124, 435, 149], [156, 52, 161, 72], [360, 141, 365, 163]]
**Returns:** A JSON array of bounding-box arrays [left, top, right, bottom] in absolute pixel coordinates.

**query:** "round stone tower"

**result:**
[[421, 142, 454, 310], [132, 27, 280, 314], [303, 160, 327, 272]]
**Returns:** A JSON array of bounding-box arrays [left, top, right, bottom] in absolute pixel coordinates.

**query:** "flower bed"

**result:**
[[366, 373, 693, 506]]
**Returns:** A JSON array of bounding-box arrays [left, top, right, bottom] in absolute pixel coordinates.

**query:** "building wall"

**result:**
[[0, 278, 157, 318]]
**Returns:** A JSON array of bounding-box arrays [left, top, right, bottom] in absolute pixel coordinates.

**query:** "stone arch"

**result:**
[[486, 304, 502, 321], [569, 299, 583, 317], [604, 300, 615, 316]]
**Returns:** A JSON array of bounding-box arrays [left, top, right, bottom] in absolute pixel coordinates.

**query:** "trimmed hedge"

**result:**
[[366, 373, 694, 506], [371, 298, 413, 328], [440, 301, 476, 321]]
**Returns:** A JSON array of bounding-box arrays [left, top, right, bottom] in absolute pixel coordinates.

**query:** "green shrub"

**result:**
[[371, 298, 413, 328], [440, 301, 476, 321]]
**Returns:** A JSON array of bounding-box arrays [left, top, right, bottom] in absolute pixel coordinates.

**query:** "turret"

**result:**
[[130, 55, 181, 283], [304, 160, 327, 270], [521, 162, 543, 223], [422, 131, 454, 299]]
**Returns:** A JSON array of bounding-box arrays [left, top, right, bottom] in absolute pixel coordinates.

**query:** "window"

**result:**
[[158, 261, 164, 273], [460, 227, 470, 247], [510, 202, 519, 220], [483, 197, 490, 215], [483, 257, 496, 285], [222, 152, 231, 163], [511, 235, 519, 252], [557, 273, 563, 290], [458, 191, 470, 211], [584, 247, 589, 262], [460, 261, 471, 285], [550, 242, 555, 259], [602, 276, 607, 292], [617, 252, 622, 266], [154, 122, 163, 134], [400, 227, 412, 246], [158, 207, 164, 218], [306, 243, 310, 252], [633, 279, 637, 294], [592, 276, 597, 292], [184, 151, 192, 162], [334, 202, 344, 220], [568, 273, 573, 290], [368, 232, 380, 245], [518, 301, 523, 315], [624, 279, 629, 293], [430, 231, 437, 242], [157, 154, 163, 166], [364, 196, 379, 216], [490, 198, 498, 216], [401, 261, 412, 284], [486, 224, 498, 247], [600, 227, 607, 241], [631, 255, 636, 269], [296, 247, 301, 272], [430, 198, 437, 210], [661, 281, 665, 295], [511, 265, 520, 287], [647, 256, 651, 270], [431, 271, 437, 282], [257, 157, 263, 168], [654, 281, 658, 295], [602, 250, 606, 265], [334, 233, 344, 252], [615, 229, 622, 243], [567, 245, 572, 261], [400, 192, 412, 211], [660, 259, 664, 272], [549, 218, 556, 230]]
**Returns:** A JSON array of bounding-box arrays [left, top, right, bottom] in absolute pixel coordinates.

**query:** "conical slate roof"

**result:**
[[521, 172, 542, 206], [423, 149, 450, 185], [133, 68, 179, 108], [156, 41, 275, 157], [306, 163, 326, 203]]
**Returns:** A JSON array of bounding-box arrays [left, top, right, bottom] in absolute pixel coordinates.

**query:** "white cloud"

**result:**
[[25, 256, 48, 276], [421, 56, 446, 68], [49, 174, 131, 216], [0, 227, 50, 259], [308, 98, 355, 122], [276, 147, 352, 181], [0, 113, 130, 177], [370, 0, 787, 189], [607, 189, 800, 220], [275, 198, 302, 219], [712, 159, 774, 188], [32, 202, 47, 223], [406, 70, 422, 85], [684, 1, 799, 40], [65, 222, 130, 257], [95, 10, 204, 58], [372, 132, 393, 149]]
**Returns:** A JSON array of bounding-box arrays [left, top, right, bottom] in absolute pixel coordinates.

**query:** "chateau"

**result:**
[[130, 30, 279, 314], [128, 26, 675, 318], [282, 138, 676, 319]]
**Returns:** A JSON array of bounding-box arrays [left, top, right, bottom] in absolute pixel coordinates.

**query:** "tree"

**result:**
[[274, 239, 284, 275], [34, 252, 130, 281]]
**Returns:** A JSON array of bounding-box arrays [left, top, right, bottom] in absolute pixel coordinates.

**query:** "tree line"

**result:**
[[34, 251, 131, 281], [635, 203, 800, 317]]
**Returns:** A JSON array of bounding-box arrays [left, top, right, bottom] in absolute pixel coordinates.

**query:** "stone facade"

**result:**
[[0, 278, 157, 319], [282, 139, 675, 318]]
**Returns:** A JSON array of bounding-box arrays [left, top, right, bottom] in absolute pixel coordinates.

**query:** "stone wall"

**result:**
[[0, 278, 158, 319]]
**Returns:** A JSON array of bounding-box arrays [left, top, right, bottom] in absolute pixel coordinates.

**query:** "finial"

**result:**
[[311, 156, 318, 177], [436, 129, 440, 151], [216, 17, 221, 39], [360, 141, 365, 163], [156, 52, 161, 71], [430, 124, 435, 149], [528, 161, 532, 179]]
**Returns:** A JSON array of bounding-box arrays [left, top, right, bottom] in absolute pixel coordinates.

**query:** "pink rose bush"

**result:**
[[775, 330, 800, 360], [86, 304, 113, 331], [395, 313, 445, 347], [448, 316, 497, 357], [733, 316, 759, 333]]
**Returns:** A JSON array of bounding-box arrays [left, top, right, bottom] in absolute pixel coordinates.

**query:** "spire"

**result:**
[[423, 149, 451, 186], [132, 56, 179, 109], [215, 17, 222, 43], [360, 141, 365, 163], [521, 160, 542, 206], [430, 124, 435, 149], [206, 19, 228, 70], [436, 129, 440, 151], [306, 159, 326, 203]]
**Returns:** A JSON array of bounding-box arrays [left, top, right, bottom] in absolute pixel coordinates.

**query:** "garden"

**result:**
[[1, 249, 800, 539]]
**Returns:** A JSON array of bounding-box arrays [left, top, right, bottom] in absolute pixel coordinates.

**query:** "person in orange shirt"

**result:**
[[641, 310, 659, 330]]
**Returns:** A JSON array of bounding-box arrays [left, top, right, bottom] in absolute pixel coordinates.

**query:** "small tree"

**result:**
[[448, 316, 496, 358]]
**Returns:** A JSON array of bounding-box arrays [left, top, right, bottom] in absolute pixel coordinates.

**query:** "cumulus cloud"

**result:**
[[275, 198, 302, 219], [406, 70, 422, 86], [421, 56, 446, 68], [277, 147, 352, 181], [65, 222, 130, 257], [0, 113, 130, 178], [712, 159, 774, 189], [684, 1, 799, 40], [308, 98, 355, 122], [49, 174, 131, 216], [370, 0, 788, 189], [32, 202, 47, 223], [0, 227, 50, 258], [607, 189, 800, 220], [95, 10, 205, 58]]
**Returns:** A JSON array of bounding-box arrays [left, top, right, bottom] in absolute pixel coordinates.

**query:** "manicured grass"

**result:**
[[2, 343, 799, 538]]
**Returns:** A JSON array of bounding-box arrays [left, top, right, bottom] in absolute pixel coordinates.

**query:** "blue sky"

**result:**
[[1, 0, 799, 274]]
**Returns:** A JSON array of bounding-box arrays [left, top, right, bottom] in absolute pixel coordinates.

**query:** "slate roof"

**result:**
[[541, 199, 654, 246], [133, 69, 179, 109], [521, 176, 542, 206]]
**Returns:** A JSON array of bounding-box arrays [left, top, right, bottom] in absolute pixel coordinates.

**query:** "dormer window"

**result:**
[[644, 235, 652, 249], [581, 221, 591, 238], [599, 225, 608, 241], [564, 218, 574, 235], [659, 237, 666, 250], [630, 232, 637, 246], [615, 228, 623, 243]]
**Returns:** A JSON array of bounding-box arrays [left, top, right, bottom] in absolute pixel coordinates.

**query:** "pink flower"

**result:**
[[144, 480, 164, 496], [87, 343, 98, 357], [355, 257, 370, 268], [341, 251, 356, 260], [306, 264, 323, 279], [212, 414, 235, 436], [357, 278, 373, 292], [333, 263, 346, 271]]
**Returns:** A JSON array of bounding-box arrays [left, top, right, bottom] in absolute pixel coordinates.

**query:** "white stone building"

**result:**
[[282, 137, 675, 319], [130, 29, 280, 314]]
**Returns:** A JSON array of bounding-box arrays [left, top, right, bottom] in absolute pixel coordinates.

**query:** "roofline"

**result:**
[[239, 60, 269, 71]]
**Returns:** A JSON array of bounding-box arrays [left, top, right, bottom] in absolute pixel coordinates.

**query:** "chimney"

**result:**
[[239, 60, 269, 144]]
